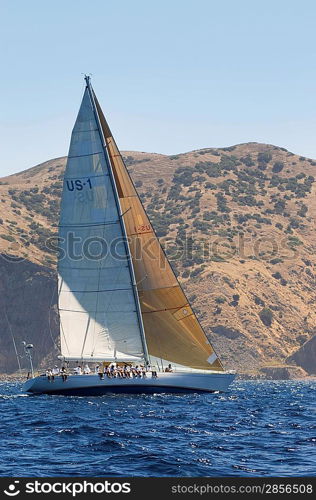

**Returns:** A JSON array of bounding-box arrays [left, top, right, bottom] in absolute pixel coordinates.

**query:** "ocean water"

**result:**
[[0, 380, 315, 477]]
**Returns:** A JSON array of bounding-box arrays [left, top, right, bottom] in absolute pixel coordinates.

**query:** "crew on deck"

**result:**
[[61, 366, 68, 382], [52, 366, 60, 377], [45, 362, 168, 381], [165, 364, 173, 372], [46, 369, 53, 381]]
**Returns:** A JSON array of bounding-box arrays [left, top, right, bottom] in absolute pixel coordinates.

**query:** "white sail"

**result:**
[[58, 88, 144, 362]]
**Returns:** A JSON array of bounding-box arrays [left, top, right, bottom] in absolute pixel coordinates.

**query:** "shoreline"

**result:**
[[0, 374, 26, 382]]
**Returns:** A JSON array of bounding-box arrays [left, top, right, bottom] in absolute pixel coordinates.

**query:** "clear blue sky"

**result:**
[[1, 0, 316, 176]]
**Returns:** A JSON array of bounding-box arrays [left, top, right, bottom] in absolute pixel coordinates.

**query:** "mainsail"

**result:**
[[58, 85, 145, 362], [92, 87, 223, 371]]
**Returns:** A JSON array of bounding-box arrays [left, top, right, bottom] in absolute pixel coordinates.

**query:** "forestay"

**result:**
[[58, 88, 144, 362]]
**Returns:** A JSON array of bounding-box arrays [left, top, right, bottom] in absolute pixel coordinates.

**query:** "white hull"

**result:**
[[23, 372, 235, 395]]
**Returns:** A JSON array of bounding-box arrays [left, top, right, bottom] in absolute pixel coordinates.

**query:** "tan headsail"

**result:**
[[94, 93, 223, 371]]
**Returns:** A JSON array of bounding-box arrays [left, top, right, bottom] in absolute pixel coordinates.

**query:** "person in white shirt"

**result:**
[[98, 365, 104, 380], [83, 364, 91, 374], [52, 366, 59, 377]]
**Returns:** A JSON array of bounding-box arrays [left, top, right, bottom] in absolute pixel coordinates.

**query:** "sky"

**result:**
[[1, 0, 316, 176]]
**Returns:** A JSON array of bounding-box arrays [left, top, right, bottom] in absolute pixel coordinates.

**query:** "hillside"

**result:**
[[0, 143, 315, 376]]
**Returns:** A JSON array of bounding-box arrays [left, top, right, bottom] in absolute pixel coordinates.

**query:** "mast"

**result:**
[[84, 75, 150, 366]]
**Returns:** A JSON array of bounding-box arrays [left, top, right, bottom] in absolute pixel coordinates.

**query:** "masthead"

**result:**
[[84, 74, 91, 86]]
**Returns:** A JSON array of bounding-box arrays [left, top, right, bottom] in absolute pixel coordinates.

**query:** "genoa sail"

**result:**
[[93, 91, 223, 371], [58, 86, 145, 362]]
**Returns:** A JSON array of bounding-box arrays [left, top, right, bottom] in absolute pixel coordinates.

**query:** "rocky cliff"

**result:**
[[287, 335, 316, 374], [0, 257, 59, 373]]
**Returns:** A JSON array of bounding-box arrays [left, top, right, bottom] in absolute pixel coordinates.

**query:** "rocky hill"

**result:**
[[0, 143, 315, 377]]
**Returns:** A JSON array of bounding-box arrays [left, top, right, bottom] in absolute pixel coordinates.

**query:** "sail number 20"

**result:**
[[66, 179, 92, 191]]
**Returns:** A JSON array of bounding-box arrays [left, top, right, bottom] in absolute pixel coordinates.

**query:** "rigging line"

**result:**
[[80, 316, 91, 359], [60, 322, 71, 357], [48, 279, 60, 352], [3, 306, 21, 374]]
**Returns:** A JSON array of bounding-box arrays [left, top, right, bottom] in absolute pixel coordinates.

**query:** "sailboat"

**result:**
[[23, 77, 235, 395]]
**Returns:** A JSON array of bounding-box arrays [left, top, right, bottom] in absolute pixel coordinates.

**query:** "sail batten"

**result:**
[[68, 151, 104, 159]]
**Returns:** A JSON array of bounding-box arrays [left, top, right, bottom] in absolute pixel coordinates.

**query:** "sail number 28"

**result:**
[[134, 224, 151, 233], [66, 179, 92, 191]]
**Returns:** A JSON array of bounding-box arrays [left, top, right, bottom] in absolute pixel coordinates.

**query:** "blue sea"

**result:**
[[0, 380, 315, 477]]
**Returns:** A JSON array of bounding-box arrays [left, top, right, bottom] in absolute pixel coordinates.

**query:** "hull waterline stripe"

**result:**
[[25, 384, 220, 395]]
